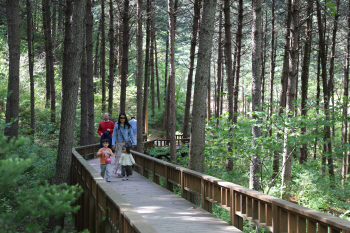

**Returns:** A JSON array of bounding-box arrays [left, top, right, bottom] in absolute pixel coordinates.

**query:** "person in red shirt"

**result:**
[[98, 113, 115, 149]]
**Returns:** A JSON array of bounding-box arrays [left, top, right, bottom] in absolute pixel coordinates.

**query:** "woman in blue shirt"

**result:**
[[112, 113, 136, 176]]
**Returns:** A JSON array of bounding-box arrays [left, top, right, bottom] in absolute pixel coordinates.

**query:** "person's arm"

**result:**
[[109, 121, 115, 134], [112, 124, 118, 147], [130, 154, 136, 165], [97, 148, 103, 157]]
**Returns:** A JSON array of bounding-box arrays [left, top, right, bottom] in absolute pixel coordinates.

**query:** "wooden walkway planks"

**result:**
[[88, 157, 242, 233]]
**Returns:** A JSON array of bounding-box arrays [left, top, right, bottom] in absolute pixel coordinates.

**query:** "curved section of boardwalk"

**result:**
[[88, 157, 241, 233]]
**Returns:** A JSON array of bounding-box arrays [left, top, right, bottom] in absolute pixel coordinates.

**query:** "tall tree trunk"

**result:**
[[223, 0, 233, 122], [143, 0, 151, 132], [5, 0, 20, 139], [52, 0, 57, 48], [183, 0, 200, 138], [168, 0, 176, 162], [316, 0, 333, 176], [94, 20, 101, 76], [299, 0, 313, 164], [326, 0, 339, 177], [120, 0, 129, 113], [269, 0, 276, 179], [261, 12, 267, 109], [101, 0, 106, 112], [154, 37, 161, 110], [281, 0, 298, 200], [233, 0, 243, 124], [86, 0, 95, 144], [108, 0, 114, 113], [150, 18, 155, 117], [80, 44, 88, 146], [250, 0, 262, 191], [136, 0, 143, 152], [27, 0, 35, 137], [215, 6, 223, 121], [189, 0, 217, 205], [49, 0, 86, 229], [43, 0, 56, 123], [313, 52, 321, 159], [342, 0, 350, 182], [207, 67, 211, 120]]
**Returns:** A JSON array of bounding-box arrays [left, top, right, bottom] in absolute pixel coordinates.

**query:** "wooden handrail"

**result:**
[[71, 144, 158, 233], [129, 149, 350, 232]]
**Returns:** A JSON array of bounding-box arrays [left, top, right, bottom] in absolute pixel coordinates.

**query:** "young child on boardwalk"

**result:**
[[119, 143, 136, 181], [97, 139, 113, 182]]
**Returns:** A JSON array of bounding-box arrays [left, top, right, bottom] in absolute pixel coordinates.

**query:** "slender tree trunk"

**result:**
[[5, 0, 20, 139], [52, 0, 57, 48], [86, 0, 95, 144], [136, 0, 144, 152], [101, 0, 106, 112], [313, 52, 321, 159], [143, 0, 151, 132], [150, 18, 155, 117], [43, 0, 55, 123], [215, 6, 223, 121], [168, 0, 176, 162], [281, 0, 298, 200], [155, 38, 161, 109], [250, 0, 262, 191], [261, 13, 267, 109], [189, 0, 217, 205], [233, 0, 243, 123], [49, 0, 86, 229], [326, 0, 339, 177], [94, 20, 101, 76], [80, 43, 88, 146], [316, 0, 333, 176], [120, 0, 129, 113], [342, 0, 350, 182], [300, 0, 313, 164], [108, 0, 114, 113], [183, 0, 200, 138], [223, 0, 233, 122], [27, 0, 35, 137], [207, 67, 211, 120]]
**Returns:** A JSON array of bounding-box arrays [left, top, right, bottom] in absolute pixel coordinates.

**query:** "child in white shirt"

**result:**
[[119, 143, 136, 181]]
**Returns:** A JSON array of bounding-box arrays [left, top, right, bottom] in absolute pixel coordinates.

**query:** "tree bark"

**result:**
[[150, 18, 155, 117], [93, 20, 101, 76], [250, 0, 262, 191], [101, 0, 106, 112], [183, 0, 200, 138], [5, 0, 20, 139], [342, 0, 350, 182], [27, 0, 35, 137], [80, 43, 88, 146], [86, 0, 95, 144], [300, 0, 313, 164], [189, 0, 217, 205], [143, 0, 151, 132], [154, 37, 161, 110], [136, 0, 143, 152], [233, 0, 243, 124], [281, 0, 298, 200], [316, 0, 333, 176], [215, 6, 223, 121], [108, 0, 114, 113], [50, 0, 86, 229], [168, 0, 176, 162]]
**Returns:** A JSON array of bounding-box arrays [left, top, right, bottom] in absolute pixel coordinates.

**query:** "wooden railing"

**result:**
[[143, 135, 190, 151], [130, 149, 350, 233], [71, 144, 157, 233]]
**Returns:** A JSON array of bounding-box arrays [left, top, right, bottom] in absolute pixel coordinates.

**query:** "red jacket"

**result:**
[[98, 120, 115, 138]]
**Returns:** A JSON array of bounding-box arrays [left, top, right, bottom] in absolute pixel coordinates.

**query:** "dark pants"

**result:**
[[121, 165, 133, 176], [100, 131, 112, 149]]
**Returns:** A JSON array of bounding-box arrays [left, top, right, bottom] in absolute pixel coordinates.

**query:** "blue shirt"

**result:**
[[129, 119, 137, 135], [112, 124, 136, 146]]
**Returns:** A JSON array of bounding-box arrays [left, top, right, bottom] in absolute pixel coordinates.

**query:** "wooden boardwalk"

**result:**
[[88, 157, 241, 233]]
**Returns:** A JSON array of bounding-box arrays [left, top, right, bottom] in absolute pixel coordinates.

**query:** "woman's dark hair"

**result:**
[[117, 112, 132, 129], [124, 143, 131, 153]]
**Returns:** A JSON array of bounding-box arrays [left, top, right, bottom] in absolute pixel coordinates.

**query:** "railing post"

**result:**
[[272, 203, 280, 232], [165, 165, 173, 192], [153, 160, 159, 184], [230, 189, 243, 231], [201, 178, 212, 212]]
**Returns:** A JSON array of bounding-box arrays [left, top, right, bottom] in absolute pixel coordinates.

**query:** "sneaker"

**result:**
[[122, 176, 126, 181], [106, 179, 111, 182], [126, 176, 129, 180]]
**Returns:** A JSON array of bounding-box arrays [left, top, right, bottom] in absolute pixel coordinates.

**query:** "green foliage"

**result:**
[[0, 136, 83, 232]]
